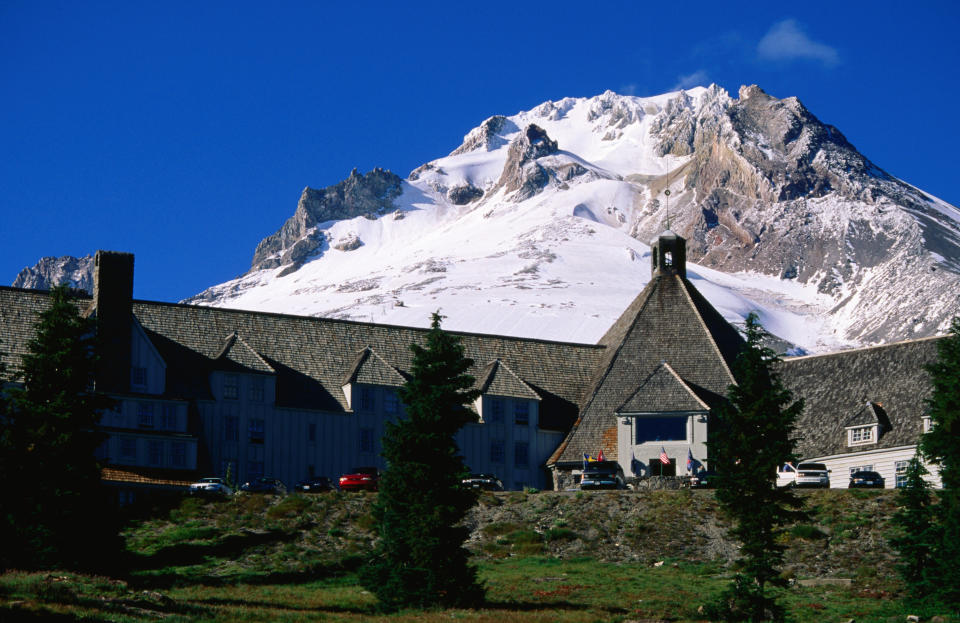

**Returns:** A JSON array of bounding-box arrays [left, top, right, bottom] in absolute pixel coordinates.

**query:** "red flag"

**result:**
[[597, 449, 605, 462], [659, 447, 670, 465]]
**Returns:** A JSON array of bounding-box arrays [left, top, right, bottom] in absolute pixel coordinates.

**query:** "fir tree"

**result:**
[[888, 456, 939, 599], [708, 313, 805, 623], [359, 312, 484, 610], [0, 285, 116, 571], [918, 317, 960, 609]]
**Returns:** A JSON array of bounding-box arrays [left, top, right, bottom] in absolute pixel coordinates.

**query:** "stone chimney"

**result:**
[[92, 250, 134, 393], [650, 230, 686, 278]]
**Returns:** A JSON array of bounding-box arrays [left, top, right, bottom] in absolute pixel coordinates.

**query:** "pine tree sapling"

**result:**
[[0, 285, 116, 571], [918, 317, 960, 609], [360, 312, 484, 610], [889, 457, 939, 600], [707, 313, 805, 622]]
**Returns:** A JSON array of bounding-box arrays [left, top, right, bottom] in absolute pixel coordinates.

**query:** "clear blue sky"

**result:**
[[3, 1, 958, 302]]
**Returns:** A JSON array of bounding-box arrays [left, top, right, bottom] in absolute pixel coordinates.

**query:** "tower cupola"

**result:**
[[650, 230, 686, 278]]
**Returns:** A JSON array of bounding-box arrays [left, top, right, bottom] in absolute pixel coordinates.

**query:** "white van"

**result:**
[[777, 462, 830, 488]]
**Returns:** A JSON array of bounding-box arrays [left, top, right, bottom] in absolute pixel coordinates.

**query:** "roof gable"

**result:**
[[477, 359, 540, 400], [617, 363, 710, 414], [342, 346, 407, 387], [215, 332, 276, 374]]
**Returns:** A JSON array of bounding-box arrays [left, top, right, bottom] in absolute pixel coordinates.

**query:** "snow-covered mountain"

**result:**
[[176, 85, 960, 352], [12, 254, 94, 294]]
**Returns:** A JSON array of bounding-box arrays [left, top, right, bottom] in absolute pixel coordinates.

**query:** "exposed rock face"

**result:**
[[13, 254, 94, 294], [447, 183, 484, 205], [451, 115, 518, 155], [496, 124, 560, 201], [249, 168, 402, 273]]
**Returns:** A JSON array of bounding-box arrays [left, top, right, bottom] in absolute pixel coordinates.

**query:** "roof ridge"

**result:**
[[783, 334, 945, 362]]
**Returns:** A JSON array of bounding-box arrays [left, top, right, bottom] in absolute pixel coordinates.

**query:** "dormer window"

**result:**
[[923, 416, 933, 433], [131, 366, 147, 389], [847, 425, 876, 446], [224, 374, 239, 400]]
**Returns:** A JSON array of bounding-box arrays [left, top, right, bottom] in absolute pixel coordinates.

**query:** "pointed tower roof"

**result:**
[[214, 332, 275, 374], [549, 247, 745, 465], [476, 358, 541, 400]]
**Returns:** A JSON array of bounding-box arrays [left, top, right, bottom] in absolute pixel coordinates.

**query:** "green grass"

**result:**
[[2, 491, 957, 622]]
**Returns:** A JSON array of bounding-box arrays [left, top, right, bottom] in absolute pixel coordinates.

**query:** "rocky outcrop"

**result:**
[[495, 124, 560, 201], [447, 183, 484, 205], [250, 168, 402, 273], [450, 115, 518, 155], [13, 254, 94, 294]]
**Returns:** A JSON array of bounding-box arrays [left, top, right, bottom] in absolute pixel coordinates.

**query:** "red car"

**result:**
[[339, 467, 380, 491]]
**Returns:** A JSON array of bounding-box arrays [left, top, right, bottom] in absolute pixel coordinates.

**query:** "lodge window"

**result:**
[[384, 390, 399, 414], [848, 426, 875, 446], [490, 439, 505, 464], [514, 441, 529, 468], [248, 376, 265, 402], [131, 366, 147, 388], [634, 416, 687, 444], [160, 404, 177, 430], [895, 461, 910, 488], [170, 442, 186, 467], [120, 438, 137, 459], [514, 401, 530, 426], [224, 374, 239, 400], [308, 423, 316, 443], [488, 398, 504, 423], [224, 416, 239, 441], [138, 403, 154, 428], [359, 428, 374, 453], [649, 458, 676, 477], [249, 418, 265, 443], [923, 416, 933, 433], [849, 464, 874, 476], [147, 441, 162, 466], [358, 387, 374, 411]]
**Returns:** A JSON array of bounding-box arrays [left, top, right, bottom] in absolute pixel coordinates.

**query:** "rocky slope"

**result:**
[[12, 254, 95, 294]]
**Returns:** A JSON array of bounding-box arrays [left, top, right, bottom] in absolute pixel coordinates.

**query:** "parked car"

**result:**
[[777, 462, 830, 488], [295, 476, 335, 493], [339, 467, 380, 492], [239, 477, 286, 494], [689, 469, 718, 489], [189, 477, 233, 496], [848, 470, 885, 489], [580, 461, 626, 490], [462, 473, 504, 491]]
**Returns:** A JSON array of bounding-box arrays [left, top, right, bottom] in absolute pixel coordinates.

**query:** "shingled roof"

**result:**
[[550, 272, 744, 465], [215, 332, 276, 374], [342, 346, 407, 387], [476, 358, 541, 400], [778, 336, 941, 458], [617, 363, 710, 414]]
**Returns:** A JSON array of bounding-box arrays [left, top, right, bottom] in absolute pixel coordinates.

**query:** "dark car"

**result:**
[[240, 477, 286, 494], [295, 476, 335, 493], [462, 473, 504, 491], [580, 461, 626, 490], [339, 467, 380, 492], [848, 470, 885, 489], [689, 469, 718, 489]]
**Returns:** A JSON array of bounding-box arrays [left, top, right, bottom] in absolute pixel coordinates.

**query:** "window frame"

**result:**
[[249, 418, 265, 443], [513, 401, 530, 426], [223, 374, 239, 400], [847, 425, 876, 446]]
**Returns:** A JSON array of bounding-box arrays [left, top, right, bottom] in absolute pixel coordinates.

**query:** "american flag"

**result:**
[[686, 448, 693, 472], [659, 447, 670, 465]]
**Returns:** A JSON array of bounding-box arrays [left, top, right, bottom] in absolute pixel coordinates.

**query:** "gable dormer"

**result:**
[[341, 346, 406, 411], [650, 230, 686, 278], [474, 359, 541, 424], [844, 401, 891, 447]]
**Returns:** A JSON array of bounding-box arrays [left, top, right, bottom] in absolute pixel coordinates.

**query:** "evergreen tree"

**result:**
[[0, 285, 116, 571], [888, 456, 939, 599], [359, 312, 484, 610], [918, 317, 960, 609], [708, 313, 805, 623]]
